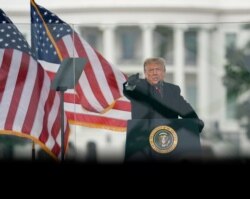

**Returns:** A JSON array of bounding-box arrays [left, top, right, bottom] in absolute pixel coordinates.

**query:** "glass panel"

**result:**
[[184, 29, 198, 66], [164, 73, 174, 84], [225, 33, 237, 59], [226, 92, 237, 119], [185, 74, 197, 110], [1, 20, 250, 163]]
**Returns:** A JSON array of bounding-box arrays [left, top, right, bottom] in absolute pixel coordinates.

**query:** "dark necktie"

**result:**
[[154, 86, 162, 98]]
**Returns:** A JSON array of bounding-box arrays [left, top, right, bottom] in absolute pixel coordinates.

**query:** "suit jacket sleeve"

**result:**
[[175, 85, 204, 132]]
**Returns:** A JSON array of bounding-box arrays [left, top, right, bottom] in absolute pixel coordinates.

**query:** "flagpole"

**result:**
[[32, 141, 35, 161], [60, 89, 66, 162], [50, 58, 86, 161]]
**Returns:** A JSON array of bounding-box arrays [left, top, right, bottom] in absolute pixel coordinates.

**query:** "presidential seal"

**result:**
[[149, 125, 178, 154]]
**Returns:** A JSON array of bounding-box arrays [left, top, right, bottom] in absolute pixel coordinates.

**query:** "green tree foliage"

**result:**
[[223, 41, 250, 97], [223, 40, 250, 138]]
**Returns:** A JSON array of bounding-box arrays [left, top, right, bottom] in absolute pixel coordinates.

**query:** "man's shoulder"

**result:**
[[136, 79, 148, 86], [163, 82, 180, 90]]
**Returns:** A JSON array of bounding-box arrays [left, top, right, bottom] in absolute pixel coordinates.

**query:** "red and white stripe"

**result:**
[[56, 32, 128, 113], [0, 49, 70, 159], [39, 64, 131, 131]]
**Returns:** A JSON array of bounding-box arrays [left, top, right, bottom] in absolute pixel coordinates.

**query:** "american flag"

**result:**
[[30, 0, 131, 131], [0, 9, 70, 159]]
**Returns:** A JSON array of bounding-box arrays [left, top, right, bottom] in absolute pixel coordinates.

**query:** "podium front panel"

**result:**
[[125, 119, 201, 162]]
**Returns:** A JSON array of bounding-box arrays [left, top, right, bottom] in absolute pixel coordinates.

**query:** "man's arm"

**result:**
[[175, 86, 204, 132], [124, 73, 140, 91], [123, 73, 141, 101]]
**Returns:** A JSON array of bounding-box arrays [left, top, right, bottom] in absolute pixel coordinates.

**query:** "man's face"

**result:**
[[144, 63, 165, 85]]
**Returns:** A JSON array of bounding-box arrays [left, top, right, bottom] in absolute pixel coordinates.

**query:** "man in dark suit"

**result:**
[[123, 57, 204, 132]]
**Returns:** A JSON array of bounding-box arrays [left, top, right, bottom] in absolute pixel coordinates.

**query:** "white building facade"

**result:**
[[2, 0, 250, 160]]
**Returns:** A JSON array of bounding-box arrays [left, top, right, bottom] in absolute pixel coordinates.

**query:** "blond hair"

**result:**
[[143, 57, 166, 71]]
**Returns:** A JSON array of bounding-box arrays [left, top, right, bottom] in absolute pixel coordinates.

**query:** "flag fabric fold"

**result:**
[[30, 0, 131, 131], [0, 9, 70, 159]]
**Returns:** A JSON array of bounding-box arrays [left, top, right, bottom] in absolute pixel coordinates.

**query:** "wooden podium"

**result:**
[[125, 119, 202, 162]]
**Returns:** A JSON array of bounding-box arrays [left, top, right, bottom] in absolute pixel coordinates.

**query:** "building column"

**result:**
[[174, 25, 185, 96], [198, 26, 210, 120], [214, 26, 227, 124], [101, 25, 115, 63], [141, 24, 155, 60]]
